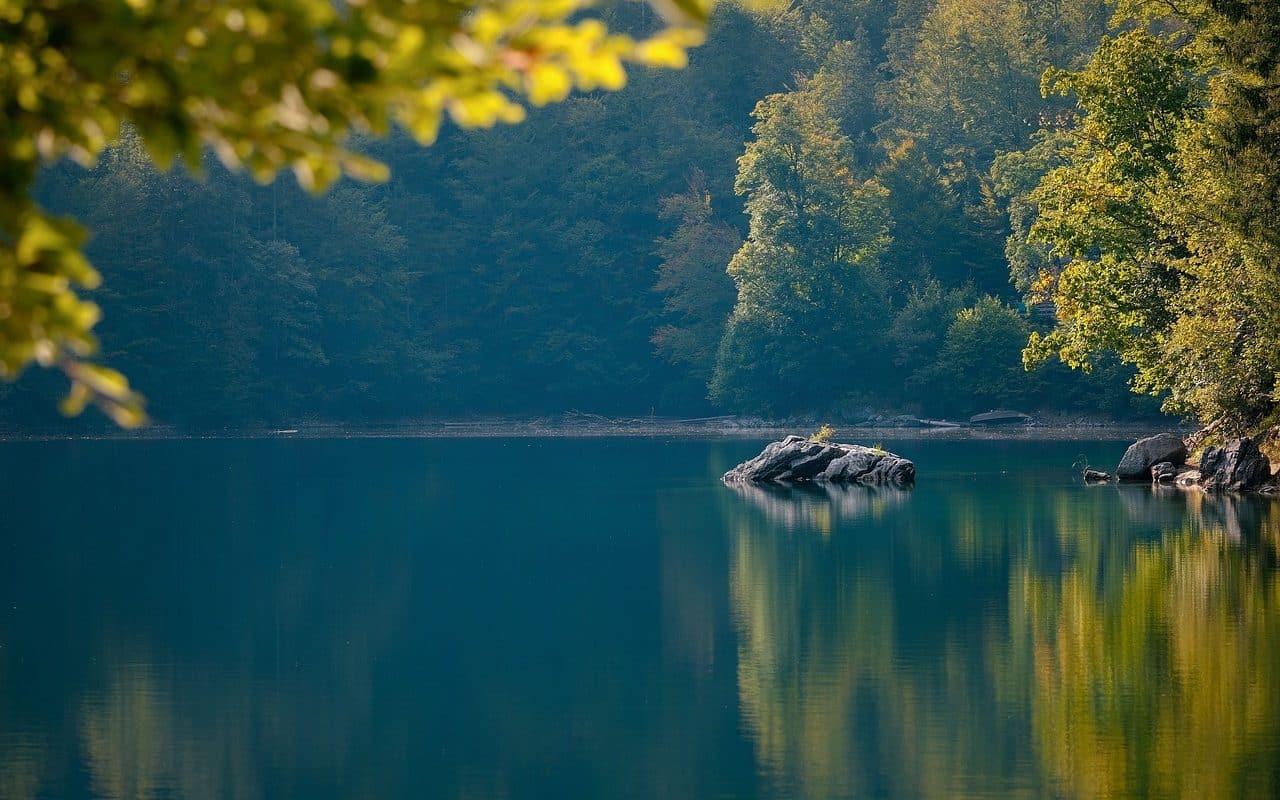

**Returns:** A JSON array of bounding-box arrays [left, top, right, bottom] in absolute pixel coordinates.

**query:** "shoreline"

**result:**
[[0, 420, 1171, 443]]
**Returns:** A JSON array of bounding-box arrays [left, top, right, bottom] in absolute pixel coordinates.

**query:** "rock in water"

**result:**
[[969, 410, 1033, 426], [1083, 469, 1112, 483], [723, 435, 915, 486], [1151, 462, 1178, 483], [1200, 438, 1272, 492], [1116, 433, 1188, 481], [1175, 469, 1202, 487]]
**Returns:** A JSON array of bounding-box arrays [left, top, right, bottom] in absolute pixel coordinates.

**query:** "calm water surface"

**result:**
[[3, 437, 1280, 798]]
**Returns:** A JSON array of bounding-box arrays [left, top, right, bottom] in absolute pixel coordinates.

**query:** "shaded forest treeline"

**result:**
[[2, 0, 1168, 429]]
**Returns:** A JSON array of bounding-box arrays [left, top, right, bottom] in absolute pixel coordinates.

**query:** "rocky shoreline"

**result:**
[[1090, 432, 1279, 494], [723, 429, 1280, 497]]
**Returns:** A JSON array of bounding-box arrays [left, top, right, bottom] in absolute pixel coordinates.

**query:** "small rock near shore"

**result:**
[[1175, 469, 1202, 487], [724, 435, 915, 486], [1083, 469, 1112, 483], [969, 410, 1033, 426], [1151, 462, 1178, 483], [1116, 433, 1188, 481]]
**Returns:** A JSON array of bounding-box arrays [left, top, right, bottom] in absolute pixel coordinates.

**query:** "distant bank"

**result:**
[[0, 415, 1171, 442]]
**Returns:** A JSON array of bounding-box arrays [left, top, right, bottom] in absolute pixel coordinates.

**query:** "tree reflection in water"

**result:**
[[722, 478, 1280, 798], [1018, 488, 1280, 798], [722, 481, 911, 533], [4, 440, 1280, 799]]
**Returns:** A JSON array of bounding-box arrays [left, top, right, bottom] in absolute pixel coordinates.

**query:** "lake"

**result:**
[[3, 436, 1280, 798]]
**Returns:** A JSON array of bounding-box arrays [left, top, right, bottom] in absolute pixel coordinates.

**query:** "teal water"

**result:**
[[3, 437, 1280, 798]]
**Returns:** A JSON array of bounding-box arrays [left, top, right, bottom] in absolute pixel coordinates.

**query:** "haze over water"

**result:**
[[3, 437, 1279, 798]]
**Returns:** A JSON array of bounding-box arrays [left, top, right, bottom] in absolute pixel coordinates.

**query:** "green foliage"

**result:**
[[990, 130, 1070, 295], [652, 171, 741, 389], [705, 2, 1144, 420], [874, 0, 1110, 299], [0, 4, 811, 427], [1012, 1, 1280, 431], [1019, 36, 1176, 331], [24, 137, 435, 425], [0, 0, 709, 424], [880, 0, 1049, 170], [710, 54, 893, 414], [877, 141, 991, 294], [930, 297, 1039, 411], [1020, 29, 1200, 373], [0, 0, 1198, 428], [809, 423, 835, 443], [707, 311, 785, 414], [888, 280, 975, 394]]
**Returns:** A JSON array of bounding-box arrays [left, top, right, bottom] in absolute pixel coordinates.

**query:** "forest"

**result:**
[[2, 0, 1276, 432], [6, 3, 1280, 796]]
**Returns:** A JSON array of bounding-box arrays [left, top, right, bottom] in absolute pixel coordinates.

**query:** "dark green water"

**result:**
[[3, 437, 1280, 799]]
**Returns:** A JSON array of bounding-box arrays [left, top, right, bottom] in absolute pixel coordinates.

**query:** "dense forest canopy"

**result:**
[[1019, 0, 1280, 435], [3, 0, 1278, 431], [0, 0, 709, 425]]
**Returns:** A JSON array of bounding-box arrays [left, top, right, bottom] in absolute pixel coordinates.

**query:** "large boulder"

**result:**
[[724, 436, 915, 486], [1200, 438, 1272, 492], [1116, 433, 1187, 481]]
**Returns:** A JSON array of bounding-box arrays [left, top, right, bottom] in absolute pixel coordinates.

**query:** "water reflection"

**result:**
[[2, 562, 415, 799], [3, 439, 1280, 798], [719, 466, 1280, 798], [722, 481, 911, 532], [0, 440, 444, 799], [722, 478, 1033, 798], [0, 745, 42, 800], [0, 438, 764, 800], [1016, 493, 1280, 798]]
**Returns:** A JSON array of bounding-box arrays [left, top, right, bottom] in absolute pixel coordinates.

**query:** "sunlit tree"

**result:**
[[1017, 1, 1280, 431], [710, 63, 891, 414]]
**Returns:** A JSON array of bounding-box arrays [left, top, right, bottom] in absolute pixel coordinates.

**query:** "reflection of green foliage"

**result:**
[[722, 458, 1280, 798], [1016, 507, 1280, 798], [730, 515, 897, 796], [0, 748, 42, 800], [723, 481, 1035, 797]]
